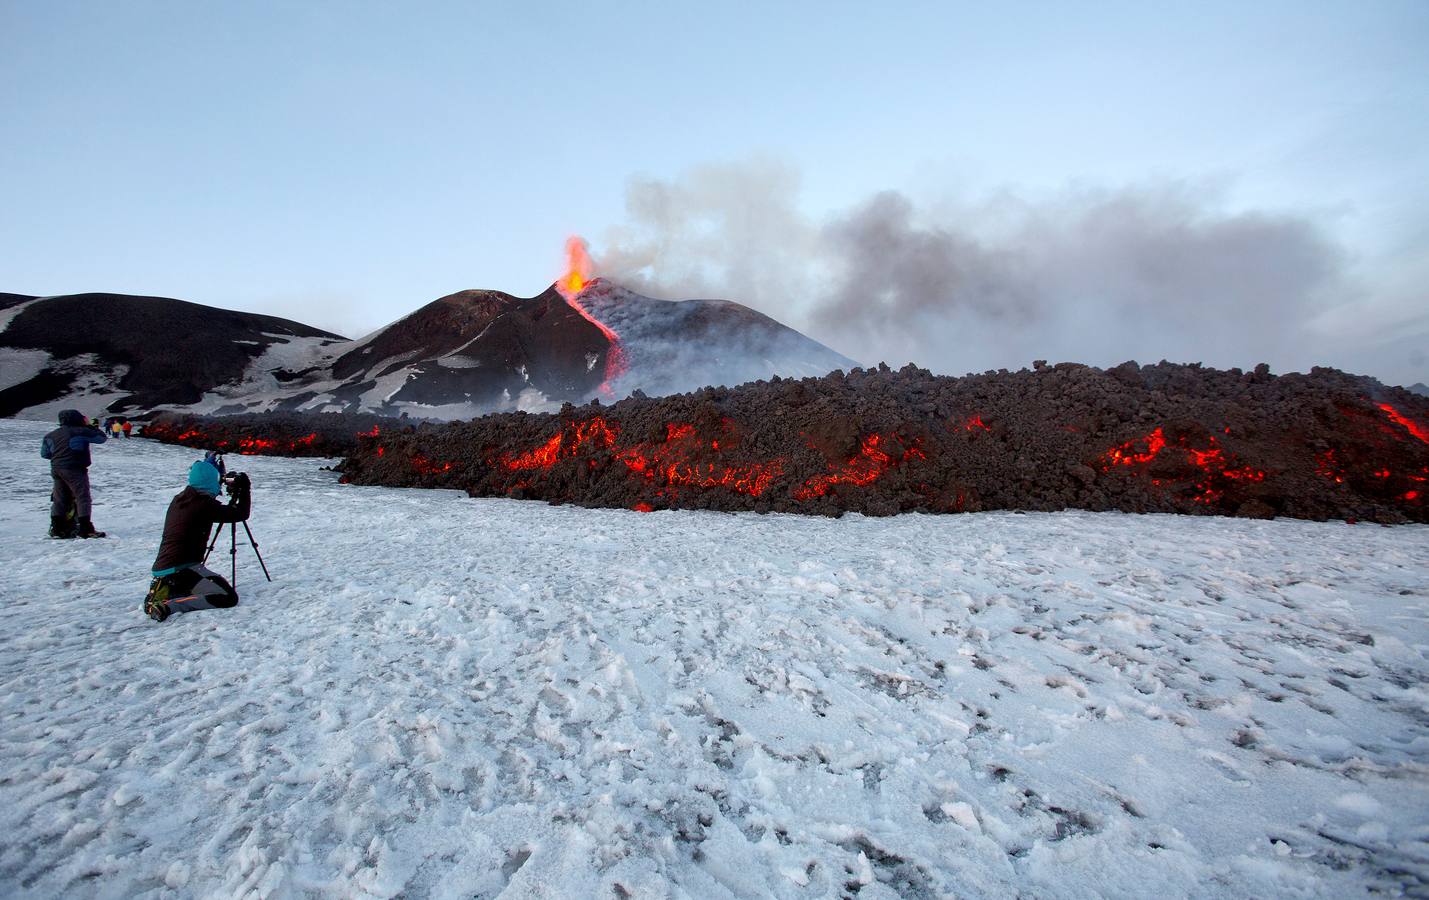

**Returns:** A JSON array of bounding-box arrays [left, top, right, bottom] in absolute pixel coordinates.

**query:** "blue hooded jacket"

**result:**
[[41, 409, 107, 470]]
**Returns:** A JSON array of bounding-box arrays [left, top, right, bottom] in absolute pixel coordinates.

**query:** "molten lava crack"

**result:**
[[794, 433, 926, 501], [1099, 428, 1264, 504], [1380, 403, 1429, 445], [499, 416, 785, 498]]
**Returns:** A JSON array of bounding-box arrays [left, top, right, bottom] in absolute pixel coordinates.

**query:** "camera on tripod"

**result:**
[[220, 470, 250, 499], [200, 450, 269, 586]]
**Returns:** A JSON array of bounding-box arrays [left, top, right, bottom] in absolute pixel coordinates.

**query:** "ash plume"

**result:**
[[596, 161, 1359, 378]]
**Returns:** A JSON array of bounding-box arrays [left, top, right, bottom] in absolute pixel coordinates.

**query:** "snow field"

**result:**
[[0, 418, 1426, 898]]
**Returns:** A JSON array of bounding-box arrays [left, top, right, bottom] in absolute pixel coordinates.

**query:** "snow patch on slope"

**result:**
[[0, 296, 47, 334], [0, 348, 50, 391], [0, 418, 1425, 897], [183, 334, 349, 415], [10, 355, 134, 421]]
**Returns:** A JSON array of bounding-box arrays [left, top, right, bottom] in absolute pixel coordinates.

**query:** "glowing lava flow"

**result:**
[[234, 432, 318, 454], [499, 416, 785, 498], [1316, 450, 1345, 484], [502, 417, 619, 470], [1306, 402, 1429, 500], [555, 237, 628, 391], [1103, 428, 1167, 467], [411, 454, 454, 475], [794, 433, 926, 501], [617, 422, 786, 498], [1099, 428, 1264, 504], [1379, 403, 1429, 445], [237, 436, 276, 453], [146, 422, 326, 455]]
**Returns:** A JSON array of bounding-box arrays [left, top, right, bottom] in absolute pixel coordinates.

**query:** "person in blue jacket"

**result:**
[[40, 409, 108, 538]]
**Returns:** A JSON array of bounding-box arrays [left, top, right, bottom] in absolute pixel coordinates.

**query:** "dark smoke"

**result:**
[[597, 162, 1354, 377]]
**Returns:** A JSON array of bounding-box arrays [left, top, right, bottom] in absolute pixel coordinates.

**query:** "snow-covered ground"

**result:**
[[1, 417, 1426, 898]]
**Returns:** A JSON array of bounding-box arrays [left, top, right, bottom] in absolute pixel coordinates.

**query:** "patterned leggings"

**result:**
[[153, 565, 239, 614]]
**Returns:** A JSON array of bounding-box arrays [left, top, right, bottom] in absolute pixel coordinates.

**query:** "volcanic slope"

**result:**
[[332, 361, 1429, 523], [1, 418, 1425, 897], [0, 283, 854, 420], [578, 279, 855, 397], [0, 293, 345, 419], [317, 286, 616, 417]]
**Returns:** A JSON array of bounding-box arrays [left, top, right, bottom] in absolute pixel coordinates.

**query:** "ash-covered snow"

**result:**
[[0, 418, 1426, 898]]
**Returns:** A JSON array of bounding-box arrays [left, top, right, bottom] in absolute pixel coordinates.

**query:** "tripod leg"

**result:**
[[229, 522, 238, 588], [240, 521, 273, 582], [203, 523, 220, 563]]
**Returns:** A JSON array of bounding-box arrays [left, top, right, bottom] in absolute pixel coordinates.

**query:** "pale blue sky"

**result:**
[[2, 1, 1426, 379]]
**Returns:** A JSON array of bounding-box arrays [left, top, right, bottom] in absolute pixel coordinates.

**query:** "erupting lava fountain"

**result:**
[[556, 236, 627, 389]]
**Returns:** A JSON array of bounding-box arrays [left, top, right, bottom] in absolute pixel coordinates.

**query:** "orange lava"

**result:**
[[1311, 403, 1429, 501], [237, 436, 276, 454], [150, 423, 322, 456], [499, 416, 786, 498], [555, 236, 627, 391], [239, 432, 314, 454], [1100, 428, 1264, 504], [1103, 428, 1167, 467], [1379, 403, 1429, 445], [1317, 450, 1345, 484], [411, 454, 454, 475], [620, 427, 786, 497], [502, 417, 619, 471], [794, 433, 926, 501], [557, 236, 594, 299]]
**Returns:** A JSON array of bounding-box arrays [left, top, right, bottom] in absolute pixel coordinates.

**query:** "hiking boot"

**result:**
[[49, 515, 76, 539], [144, 578, 170, 622], [75, 518, 106, 538]]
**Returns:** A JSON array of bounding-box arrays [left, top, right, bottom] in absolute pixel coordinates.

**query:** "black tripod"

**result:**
[[203, 514, 272, 587]]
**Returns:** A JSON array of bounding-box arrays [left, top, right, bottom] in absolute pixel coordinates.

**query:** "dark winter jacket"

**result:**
[[151, 486, 251, 576], [40, 410, 107, 470]]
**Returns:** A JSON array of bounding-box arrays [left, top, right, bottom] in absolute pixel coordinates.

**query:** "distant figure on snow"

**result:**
[[144, 458, 251, 622], [40, 409, 107, 538], [121, 420, 132, 438]]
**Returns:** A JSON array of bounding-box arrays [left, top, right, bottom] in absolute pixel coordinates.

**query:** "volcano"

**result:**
[[257, 278, 853, 418], [0, 281, 854, 419], [320, 285, 619, 416]]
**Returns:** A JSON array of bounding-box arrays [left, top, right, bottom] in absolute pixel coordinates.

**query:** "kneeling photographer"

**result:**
[[144, 452, 251, 622]]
